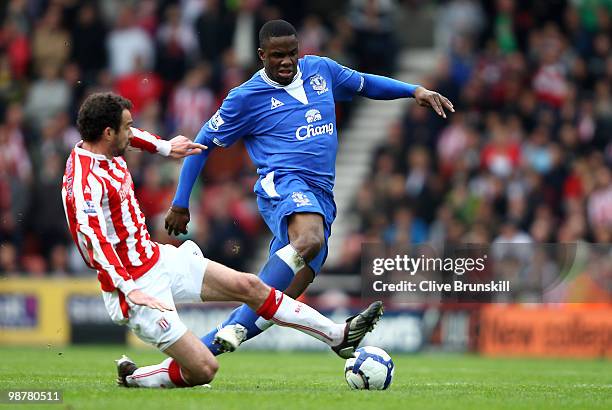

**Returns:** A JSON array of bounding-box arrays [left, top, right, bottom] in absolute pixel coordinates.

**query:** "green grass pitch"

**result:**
[[0, 346, 610, 410]]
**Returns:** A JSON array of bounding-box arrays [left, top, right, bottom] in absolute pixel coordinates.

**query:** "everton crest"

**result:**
[[310, 74, 328, 95], [292, 191, 312, 207]]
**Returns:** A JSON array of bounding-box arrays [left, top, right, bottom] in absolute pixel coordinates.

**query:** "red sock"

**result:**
[[256, 288, 283, 320], [168, 359, 189, 387]]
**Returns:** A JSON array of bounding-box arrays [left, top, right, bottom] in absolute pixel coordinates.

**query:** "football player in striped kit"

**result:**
[[62, 92, 383, 388]]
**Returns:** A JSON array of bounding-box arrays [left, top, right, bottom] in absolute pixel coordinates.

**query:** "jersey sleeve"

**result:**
[[73, 171, 137, 295], [129, 127, 172, 156], [200, 88, 250, 148], [171, 88, 248, 208], [321, 57, 365, 102]]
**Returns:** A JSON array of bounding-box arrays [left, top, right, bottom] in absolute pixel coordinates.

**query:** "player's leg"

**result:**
[[200, 178, 335, 353], [118, 331, 218, 388], [200, 213, 326, 353], [229, 213, 324, 332], [116, 248, 219, 389], [200, 236, 311, 352], [199, 259, 382, 357], [166, 238, 348, 352]]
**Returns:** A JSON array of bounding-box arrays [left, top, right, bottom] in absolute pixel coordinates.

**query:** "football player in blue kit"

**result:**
[[165, 20, 454, 356]]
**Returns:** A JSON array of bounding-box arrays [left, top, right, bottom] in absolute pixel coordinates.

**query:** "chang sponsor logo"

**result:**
[[295, 123, 334, 140], [305, 109, 322, 123], [295, 109, 334, 140]]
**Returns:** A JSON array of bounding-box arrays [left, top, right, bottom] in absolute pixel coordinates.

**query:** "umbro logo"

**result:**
[[270, 97, 284, 109]]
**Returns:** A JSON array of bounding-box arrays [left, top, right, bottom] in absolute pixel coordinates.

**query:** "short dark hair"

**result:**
[[77, 92, 132, 142], [258, 19, 297, 48]]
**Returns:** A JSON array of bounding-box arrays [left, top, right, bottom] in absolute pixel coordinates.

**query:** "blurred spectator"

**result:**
[[31, 5, 70, 77], [155, 4, 197, 84], [0, 118, 31, 245], [194, 0, 233, 64], [349, 0, 398, 74], [492, 0, 518, 53], [299, 14, 329, 56], [0, 53, 24, 108], [480, 119, 520, 178], [0, 18, 30, 80], [115, 56, 163, 116], [168, 64, 215, 136], [0, 242, 20, 275], [70, 2, 108, 84], [107, 5, 154, 77], [383, 206, 428, 246], [24, 64, 70, 133], [2, 0, 30, 34], [49, 244, 70, 276], [21, 253, 46, 277], [137, 162, 174, 227], [231, 0, 262, 70], [587, 165, 612, 229], [28, 151, 70, 257], [435, 0, 485, 51]]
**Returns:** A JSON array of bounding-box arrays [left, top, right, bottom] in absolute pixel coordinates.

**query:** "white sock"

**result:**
[[126, 358, 181, 388], [271, 294, 345, 346], [251, 244, 305, 334]]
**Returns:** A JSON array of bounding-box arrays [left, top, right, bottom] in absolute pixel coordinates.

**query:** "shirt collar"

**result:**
[[259, 66, 302, 89], [74, 141, 111, 161]]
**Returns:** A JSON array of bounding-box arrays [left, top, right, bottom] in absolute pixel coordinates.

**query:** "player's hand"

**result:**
[[165, 205, 190, 236], [414, 87, 455, 118], [168, 135, 207, 159], [127, 289, 174, 312]]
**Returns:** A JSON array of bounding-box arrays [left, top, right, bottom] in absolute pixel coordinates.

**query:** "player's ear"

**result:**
[[257, 48, 265, 62], [102, 126, 114, 142]]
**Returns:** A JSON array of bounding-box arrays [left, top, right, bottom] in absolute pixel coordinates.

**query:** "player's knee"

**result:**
[[189, 357, 219, 385], [233, 272, 264, 302], [291, 231, 324, 261]]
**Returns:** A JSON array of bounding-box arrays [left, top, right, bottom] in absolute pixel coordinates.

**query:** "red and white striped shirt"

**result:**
[[62, 128, 170, 295]]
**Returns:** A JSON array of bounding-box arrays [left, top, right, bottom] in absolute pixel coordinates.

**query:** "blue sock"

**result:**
[[201, 243, 305, 355]]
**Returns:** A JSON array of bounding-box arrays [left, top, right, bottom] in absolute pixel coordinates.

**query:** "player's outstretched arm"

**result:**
[[166, 90, 249, 236], [413, 86, 454, 118], [165, 126, 214, 236], [167, 135, 207, 159], [324, 58, 454, 118], [359, 74, 454, 118], [129, 127, 206, 158]]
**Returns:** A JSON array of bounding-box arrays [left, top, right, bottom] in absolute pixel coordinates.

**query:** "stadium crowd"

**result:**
[[0, 0, 401, 276], [1, 0, 610, 279], [329, 0, 612, 275]]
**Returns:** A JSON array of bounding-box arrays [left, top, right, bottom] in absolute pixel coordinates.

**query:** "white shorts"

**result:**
[[102, 240, 209, 351]]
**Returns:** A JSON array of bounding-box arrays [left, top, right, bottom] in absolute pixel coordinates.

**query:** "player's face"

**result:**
[[109, 109, 133, 157], [259, 35, 299, 86]]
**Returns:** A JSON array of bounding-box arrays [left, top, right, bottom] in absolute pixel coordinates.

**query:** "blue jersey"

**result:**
[[199, 55, 364, 194]]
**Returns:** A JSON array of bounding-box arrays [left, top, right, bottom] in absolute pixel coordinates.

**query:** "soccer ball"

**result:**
[[344, 346, 394, 390]]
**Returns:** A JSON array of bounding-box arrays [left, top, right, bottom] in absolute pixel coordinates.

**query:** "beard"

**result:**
[[111, 140, 129, 157]]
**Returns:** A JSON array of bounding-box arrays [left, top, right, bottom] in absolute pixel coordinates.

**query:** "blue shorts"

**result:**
[[255, 172, 336, 274]]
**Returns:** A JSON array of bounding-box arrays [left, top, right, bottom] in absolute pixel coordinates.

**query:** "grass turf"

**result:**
[[0, 346, 610, 410]]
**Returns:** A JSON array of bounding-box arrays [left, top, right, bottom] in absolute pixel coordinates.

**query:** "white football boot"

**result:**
[[213, 324, 248, 353]]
